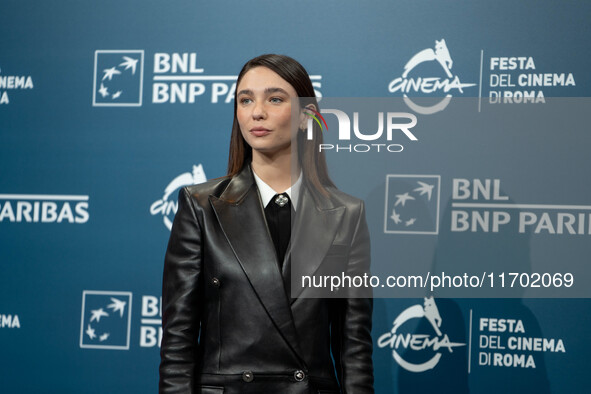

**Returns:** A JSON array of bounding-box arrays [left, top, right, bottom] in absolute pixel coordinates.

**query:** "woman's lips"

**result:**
[[250, 128, 271, 137]]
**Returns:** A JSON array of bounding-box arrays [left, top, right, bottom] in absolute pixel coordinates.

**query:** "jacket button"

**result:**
[[211, 277, 221, 287], [294, 370, 305, 381], [242, 371, 254, 382]]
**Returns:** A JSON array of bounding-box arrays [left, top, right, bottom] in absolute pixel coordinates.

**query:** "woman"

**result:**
[[159, 54, 373, 394]]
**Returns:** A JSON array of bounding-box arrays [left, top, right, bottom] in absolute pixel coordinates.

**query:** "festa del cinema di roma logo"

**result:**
[[388, 39, 476, 114], [150, 164, 207, 231], [378, 297, 465, 372]]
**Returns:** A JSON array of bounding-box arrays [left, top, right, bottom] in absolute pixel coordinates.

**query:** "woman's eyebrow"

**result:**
[[264, 87, 289, 95], [236, 89, 253, 96], [236, 87, 289, 96]]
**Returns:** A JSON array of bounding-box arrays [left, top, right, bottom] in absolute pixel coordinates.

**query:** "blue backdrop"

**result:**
[[1, 1, 590, 393]]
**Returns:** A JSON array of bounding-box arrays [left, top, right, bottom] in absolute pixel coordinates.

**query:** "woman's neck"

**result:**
[[251, 151, 300, 193]]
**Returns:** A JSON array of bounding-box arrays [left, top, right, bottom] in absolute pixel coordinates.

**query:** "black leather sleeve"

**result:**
[[332, 202, 374, 393], [159, 187, 203, 393]]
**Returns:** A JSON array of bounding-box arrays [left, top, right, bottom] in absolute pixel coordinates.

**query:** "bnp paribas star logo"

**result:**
[[79, 290, 132, 350], [92, 50, 144, 107], [384, 174, 441, 234]]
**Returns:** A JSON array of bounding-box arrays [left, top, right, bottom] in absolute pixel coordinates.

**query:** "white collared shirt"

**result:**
[[252, 169, 301, 211]]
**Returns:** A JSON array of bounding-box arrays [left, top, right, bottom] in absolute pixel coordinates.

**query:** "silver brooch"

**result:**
[[274, 194, 289, 207]]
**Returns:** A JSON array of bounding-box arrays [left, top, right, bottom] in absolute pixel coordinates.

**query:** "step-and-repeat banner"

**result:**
[[1, 1, 590, 393]]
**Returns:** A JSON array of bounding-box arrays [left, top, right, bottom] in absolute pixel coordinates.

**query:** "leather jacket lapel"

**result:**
[[285, 183, 345, 302], [209, 166, 306, 366]]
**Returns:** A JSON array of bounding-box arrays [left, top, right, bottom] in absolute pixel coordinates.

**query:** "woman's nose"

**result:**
[[252, 101, 266, 119]]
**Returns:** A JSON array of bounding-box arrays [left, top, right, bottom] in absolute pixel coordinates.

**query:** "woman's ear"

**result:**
[[300, 104, 318, 130]]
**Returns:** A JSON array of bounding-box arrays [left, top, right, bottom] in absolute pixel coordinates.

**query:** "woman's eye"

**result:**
[[240, 98, 252, 105], [270, 97, 284, 103]]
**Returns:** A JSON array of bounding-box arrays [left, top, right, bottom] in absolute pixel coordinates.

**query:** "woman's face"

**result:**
[[236, 66, 300, 158]]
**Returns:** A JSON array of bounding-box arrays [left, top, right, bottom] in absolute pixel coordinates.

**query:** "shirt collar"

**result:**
[[252, 169, 302, 211]]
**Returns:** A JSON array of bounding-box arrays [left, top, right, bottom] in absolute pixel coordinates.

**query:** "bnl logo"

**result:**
[[384, 175, 441, 234], [93, 50, 144, 106], [79, 290, 132, 350]]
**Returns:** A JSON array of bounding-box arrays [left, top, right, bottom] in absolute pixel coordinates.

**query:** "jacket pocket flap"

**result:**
[[199, 386, 224, 394]]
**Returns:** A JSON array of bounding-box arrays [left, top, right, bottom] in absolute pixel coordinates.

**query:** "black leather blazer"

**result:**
[[159, 166, 373, 394]]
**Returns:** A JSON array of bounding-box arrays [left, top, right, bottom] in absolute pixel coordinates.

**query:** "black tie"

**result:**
[[264, 193, 292, 269]]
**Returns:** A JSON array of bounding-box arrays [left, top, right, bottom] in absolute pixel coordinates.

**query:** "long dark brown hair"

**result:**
[[227, 54, 334, 194]]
